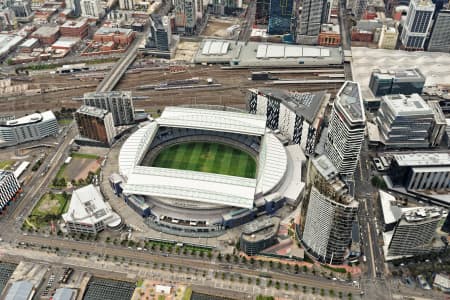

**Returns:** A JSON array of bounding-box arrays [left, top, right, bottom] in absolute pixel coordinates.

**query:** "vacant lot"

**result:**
[[55, 153, 101, 185], [202, 17, 239, 38], [150, 142, 256, 178], [26, 193, 69, 229]]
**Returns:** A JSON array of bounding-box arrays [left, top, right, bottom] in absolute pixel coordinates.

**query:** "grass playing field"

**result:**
[[151, 142, 257, 178]]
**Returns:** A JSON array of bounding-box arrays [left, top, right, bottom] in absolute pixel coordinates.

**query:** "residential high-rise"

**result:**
[[388, 207, 446, 256], [0, 170, 20, 213], [325, 81, 366, 177], [174, 0, 197, 34], [352, 0, 368, 19], [267, 0, 294, 35], [118, 0, 133, 10], [247, 88, 329, 156], [378, 25, 398, 49], [376, 94, 434, 148], [0, 111, 59, 148], [0, 8, 16, 31], [301, 155, 359, 265], [83, 91, 135, 126], [369, 68, 426, 97], [65, 0, 82, 17], [298, 0, 325, 44], [75, 105, 115, 146], [400, 0, 434, 50], [9, 0, 32, 18], [148, 14, 171, 51], [80, 0, 102, 18], [428, 10, 450, 52]]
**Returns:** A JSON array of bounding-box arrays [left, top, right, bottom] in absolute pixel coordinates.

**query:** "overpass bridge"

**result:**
[[96, 30, 148, 92]]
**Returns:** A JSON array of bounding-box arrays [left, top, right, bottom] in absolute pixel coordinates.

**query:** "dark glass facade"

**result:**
[[267, 0, 294, 34]]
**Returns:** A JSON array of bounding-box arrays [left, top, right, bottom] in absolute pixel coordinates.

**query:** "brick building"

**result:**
[[93, 27, 135, 46], [60, 18, 89, 39], [318, 24, 341, 46], [351, 28, 373, 42], [75, 105, 115, 145], [31, 25, 60, 45]]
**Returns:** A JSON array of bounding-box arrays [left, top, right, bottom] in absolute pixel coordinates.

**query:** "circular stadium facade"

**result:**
[[118, 106, 304, 237]]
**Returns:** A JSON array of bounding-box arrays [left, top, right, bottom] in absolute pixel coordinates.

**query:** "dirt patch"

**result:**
[[39, 199, 59, 213], [201, 18, 239, 38], [75, 159, 100, 181]]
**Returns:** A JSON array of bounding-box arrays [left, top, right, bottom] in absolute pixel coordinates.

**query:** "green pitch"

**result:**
[[151, 142, 257, 178]]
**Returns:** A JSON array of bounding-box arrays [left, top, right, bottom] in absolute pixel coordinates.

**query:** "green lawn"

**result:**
[[71, 153, 100, 159], [0, 160, 14, 170], [151, 142, 257, 178], [26, 193, 70, 228]]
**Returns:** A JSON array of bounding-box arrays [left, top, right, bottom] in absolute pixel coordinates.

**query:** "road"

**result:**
[[10, 234, 361, 295], [4, 123, 77, 224], [96, 28, 149, 92]]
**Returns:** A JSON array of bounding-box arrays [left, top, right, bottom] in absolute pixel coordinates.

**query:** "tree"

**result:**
[[303, 265, 308, 273], [294, 264, 300, 273]]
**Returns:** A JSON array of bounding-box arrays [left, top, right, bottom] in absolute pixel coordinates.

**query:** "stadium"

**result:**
[[118, 106, 305, 237]]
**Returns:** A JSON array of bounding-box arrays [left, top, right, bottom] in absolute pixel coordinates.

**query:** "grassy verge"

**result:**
[[57, 119, 73, 126], [0, 160, 14, 170], [321, 264, 347, 273], [182, 287, 192, 300], [71, 153, 100, 160]]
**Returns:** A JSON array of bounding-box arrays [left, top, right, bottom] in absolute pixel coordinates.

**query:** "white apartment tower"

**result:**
[[119, 0, 134, 10], [325, 81, 366, 178], [301, 155, 359, 265], [400, 0, 434, 50], [80, 0, 102, 18]]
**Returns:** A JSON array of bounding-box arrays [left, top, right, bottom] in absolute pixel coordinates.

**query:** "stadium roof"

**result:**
[[119, 107, 288, 209], [158, 106, 267, 136]]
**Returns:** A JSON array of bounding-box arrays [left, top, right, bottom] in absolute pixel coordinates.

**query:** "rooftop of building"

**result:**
[[241, 217, 280, 242], [32, 25, 59, 37], [0, 170, 14, 181], [336, 81, 365, 122], [4, 280, 34, 300], [61, 18, 88, 28], [193, 39, 342, 67], [413, 0, 435, 8], [53, 288, 76, 300], [402, 206, 446, 223], [77, 105, 109, 119], [372, 68, 425, 81], [19, 38, 39, 48], [250, 88, 327, 123], [382, 94, 433, 116], [0, 34, 25, 56], [434, 273, 450, 289], [352, 47, 450, 98], [0, 111, 55, 127], [393, 152, 450, 167], [95, 26, 133, 36], [62, 184, 121, 226], [312, 155, 338, 181], [52, 36, 80, 48]]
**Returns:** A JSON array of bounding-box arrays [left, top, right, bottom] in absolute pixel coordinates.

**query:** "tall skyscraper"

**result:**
[[118, 0, 133, 10], [325, 81, 365, 178], [428, 10, 450, 52], [400, 0, 434, 50], [256, 0, 270, 24], [75, 105, 115, 146], [174, 0, 197, 34], [298, 0, 325, 44], [352, 0, 368, 19], [301, 155, 359, 265], [65, 0, 82, 17], [148, 14, 171, 51], [80, 0, 102, 18], [83, 91, 135, 126], [267, 0, 294, 35]]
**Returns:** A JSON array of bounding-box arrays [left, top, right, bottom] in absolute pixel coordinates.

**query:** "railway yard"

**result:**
[[0, 60, 346, 116]]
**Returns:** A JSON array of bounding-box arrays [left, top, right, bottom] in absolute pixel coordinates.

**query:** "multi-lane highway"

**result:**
[[12, 234, 361, 295]]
